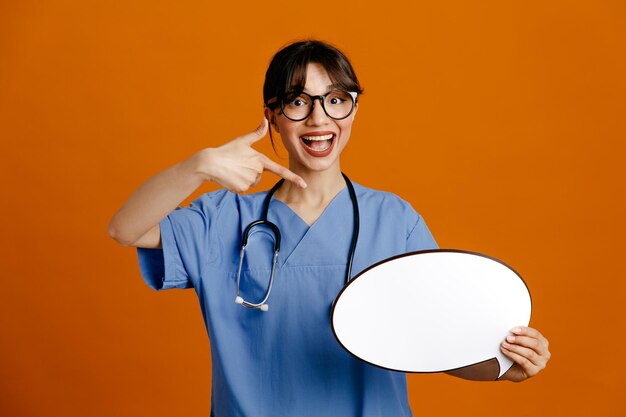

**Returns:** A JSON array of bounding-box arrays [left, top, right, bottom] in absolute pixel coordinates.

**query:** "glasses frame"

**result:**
[[274, 91, 359, 122]]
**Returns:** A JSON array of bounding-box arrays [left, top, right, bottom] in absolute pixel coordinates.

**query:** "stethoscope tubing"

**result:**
[[235, 173, 359, 311]]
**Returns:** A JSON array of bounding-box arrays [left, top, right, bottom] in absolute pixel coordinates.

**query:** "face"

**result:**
[[265, 63, 358, 174]]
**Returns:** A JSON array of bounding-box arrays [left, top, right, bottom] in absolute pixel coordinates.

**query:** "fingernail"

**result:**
[[300, 180, 307, 188], [502, 341, 511, 348], [506, 335, 515, 343], [513, 327, 522, 334]]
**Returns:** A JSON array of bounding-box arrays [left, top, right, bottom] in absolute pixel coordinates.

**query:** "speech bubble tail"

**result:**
[[496, 353, 515, 379]]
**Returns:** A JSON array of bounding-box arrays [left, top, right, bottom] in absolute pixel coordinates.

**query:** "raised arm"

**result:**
[[107, 119, 306, 248]]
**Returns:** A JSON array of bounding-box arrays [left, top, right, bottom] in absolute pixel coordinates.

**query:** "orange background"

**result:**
[[1, 1, 624, 416]]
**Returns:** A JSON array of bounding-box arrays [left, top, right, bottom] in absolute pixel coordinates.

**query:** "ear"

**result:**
[[264, 107, 280, 133]]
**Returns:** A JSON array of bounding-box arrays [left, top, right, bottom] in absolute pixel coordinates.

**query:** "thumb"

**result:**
[[244, 118, 269, 144]]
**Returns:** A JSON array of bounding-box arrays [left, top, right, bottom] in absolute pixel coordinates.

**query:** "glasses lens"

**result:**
[[281, 92, 311, 121], [324, 91, 355, 119], [281, 91, 356, 121]]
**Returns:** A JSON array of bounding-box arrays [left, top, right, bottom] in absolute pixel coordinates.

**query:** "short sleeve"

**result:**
[[137, 192, 218, 290], [406, 207, 439, 252]]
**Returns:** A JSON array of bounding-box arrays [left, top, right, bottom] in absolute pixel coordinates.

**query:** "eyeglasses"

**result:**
[[272, 91, 358, 122]]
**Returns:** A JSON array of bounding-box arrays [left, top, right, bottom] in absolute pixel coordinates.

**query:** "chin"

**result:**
[[305, 160, 339, 173], [297, 147, 346, 173]]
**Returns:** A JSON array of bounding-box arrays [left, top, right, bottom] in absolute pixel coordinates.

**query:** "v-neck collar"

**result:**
[[267, 187, 350, 268], [270, 186, 348, 228]]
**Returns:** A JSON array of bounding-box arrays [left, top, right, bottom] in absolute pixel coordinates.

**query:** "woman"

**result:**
[[108, 40, 550, 416]]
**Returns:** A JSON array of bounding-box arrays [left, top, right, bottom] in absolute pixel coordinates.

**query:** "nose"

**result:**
[[306, 97, 330, 126]]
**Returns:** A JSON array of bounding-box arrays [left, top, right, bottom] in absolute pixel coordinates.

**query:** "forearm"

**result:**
[[108, 118, 305, 247], [108, 149, 210, 246]]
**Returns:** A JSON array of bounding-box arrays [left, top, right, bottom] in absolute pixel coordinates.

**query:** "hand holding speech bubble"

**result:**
[[331, 250, 532, 379]]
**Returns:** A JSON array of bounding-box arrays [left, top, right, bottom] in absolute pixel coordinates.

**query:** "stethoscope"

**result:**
[[235, 173, 360, 312]]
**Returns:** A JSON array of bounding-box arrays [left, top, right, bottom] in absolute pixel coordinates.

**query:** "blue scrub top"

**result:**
[[137, 183, 437, 417]]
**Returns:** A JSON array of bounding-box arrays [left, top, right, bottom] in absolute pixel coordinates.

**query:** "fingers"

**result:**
[[242, 118, 306, 188], [511, 326, 545, 340], [501, 340, 542, 368], [500, 346, 535, 377], [224, 166, 262, 195], [252, 171, 262, 188], [242, 118, 269, 145], [215, 118, 306, 191], [500, 326, 550, 379], [505, 335, 549, 356], [510, 326, 550, 357], [261, 156, 307, 188]]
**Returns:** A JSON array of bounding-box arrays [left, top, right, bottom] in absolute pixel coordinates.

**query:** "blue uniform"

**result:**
[[137, 183, 437, 417]]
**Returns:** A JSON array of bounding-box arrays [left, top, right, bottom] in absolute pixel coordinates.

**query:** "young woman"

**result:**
[[109, 40, 550, 416]]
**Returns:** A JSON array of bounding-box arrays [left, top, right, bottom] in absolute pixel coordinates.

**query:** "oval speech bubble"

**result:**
[[331, 250, 531, 379]]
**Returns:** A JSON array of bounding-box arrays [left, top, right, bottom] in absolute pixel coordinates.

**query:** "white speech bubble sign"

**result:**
[[331, 250, 532, 379]]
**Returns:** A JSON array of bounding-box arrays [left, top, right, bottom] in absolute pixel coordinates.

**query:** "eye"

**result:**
[[283, 93, 309, 107], [326, 91, 351, 105]]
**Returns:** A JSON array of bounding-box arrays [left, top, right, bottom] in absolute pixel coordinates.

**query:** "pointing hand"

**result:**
[[204, 118, 307, 193]]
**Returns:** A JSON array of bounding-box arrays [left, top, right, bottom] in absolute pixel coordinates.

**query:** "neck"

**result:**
[[274, 164, 346, 206]]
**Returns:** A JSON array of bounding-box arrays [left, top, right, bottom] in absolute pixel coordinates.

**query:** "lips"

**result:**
[[300, 132, 336, 157]]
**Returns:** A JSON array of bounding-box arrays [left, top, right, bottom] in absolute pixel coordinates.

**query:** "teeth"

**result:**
[[301, 134, 334, 141]]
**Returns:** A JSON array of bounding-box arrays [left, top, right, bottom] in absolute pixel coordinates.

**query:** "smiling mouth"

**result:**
[[300, 134, 335, 152]]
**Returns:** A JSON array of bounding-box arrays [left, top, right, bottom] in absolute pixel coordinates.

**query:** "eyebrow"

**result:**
[[301, 84, 345, 94]]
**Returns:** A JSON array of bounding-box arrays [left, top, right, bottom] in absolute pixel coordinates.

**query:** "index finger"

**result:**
[[261, 156, 307, 188], [511, 326, 546, 341]]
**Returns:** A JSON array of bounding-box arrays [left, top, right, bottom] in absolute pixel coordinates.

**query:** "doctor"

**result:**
[[108, 40, 550, 416]]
